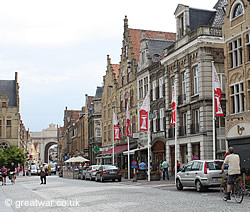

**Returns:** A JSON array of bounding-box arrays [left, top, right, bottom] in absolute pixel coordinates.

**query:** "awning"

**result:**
[[102, 144, 134, 156], [123, 146, 148, 155]]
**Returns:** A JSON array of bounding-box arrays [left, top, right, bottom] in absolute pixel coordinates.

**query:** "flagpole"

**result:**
[[112, 109, 115, 166], [147, 117, 151, 182], [128, 136, 130, 180], [212, 61, 216, 160], [174, 80, 177, 185]]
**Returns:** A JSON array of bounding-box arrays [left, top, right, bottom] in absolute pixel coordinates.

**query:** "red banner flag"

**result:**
[[126, 104, 130, 137], [213, 63, 223, 116], [170, 82, 176, 126], [139, 92, 150, 131], [113, 110, 120, 140]]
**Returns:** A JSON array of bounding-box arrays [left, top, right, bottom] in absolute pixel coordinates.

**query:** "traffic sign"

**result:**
[[93, 146, 100, 153], [131, 160, 137, 168]]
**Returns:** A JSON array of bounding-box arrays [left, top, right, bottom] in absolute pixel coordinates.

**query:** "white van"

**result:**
[[31, 165, 38, 175]]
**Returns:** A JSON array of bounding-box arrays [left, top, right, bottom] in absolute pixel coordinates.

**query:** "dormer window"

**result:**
[[179, 14, 184, 37], [232, 3, 243, 19]]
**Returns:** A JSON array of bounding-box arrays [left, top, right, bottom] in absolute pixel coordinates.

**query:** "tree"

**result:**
[[0, 146, 26, 168]]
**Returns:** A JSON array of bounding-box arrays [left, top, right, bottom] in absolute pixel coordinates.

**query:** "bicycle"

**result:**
[[220, 174, 244, 203]]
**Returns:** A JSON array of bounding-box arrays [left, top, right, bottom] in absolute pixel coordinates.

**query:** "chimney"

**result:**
[[15, 72, 18, 82]]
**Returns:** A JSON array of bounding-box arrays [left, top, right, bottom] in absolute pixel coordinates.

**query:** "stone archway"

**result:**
[[44, 142, 57, 163]]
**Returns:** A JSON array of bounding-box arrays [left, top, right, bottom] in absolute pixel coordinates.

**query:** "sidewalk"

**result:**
[[0, 186, 14, 212], [120, 175, 176, 187]]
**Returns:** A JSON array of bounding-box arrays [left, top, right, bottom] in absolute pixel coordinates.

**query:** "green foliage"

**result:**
[[0, 146, 26, 168]]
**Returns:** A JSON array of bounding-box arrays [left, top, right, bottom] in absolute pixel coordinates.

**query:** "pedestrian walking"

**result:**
[[1, 165, 7, 185], [161, 159, 169, 180], [40, 164, 48, 185], [177, 160, 181, 172]]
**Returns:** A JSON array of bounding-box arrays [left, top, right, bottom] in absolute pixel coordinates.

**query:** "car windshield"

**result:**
[[92, 165, 100, 170], [31, 165, 37, 170], [207, 161, 223, 170]]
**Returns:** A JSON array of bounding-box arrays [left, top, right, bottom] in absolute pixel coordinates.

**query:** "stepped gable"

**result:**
[[111, 64, 120, 80], [128, 28, 176, 64]]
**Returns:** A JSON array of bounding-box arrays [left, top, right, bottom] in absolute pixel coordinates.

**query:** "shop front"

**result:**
[[152, 139, 165, 171]]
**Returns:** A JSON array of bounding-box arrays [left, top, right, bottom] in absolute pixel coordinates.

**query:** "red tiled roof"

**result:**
[[72, 113, 79, 122], [111, 64, 120, 80], [128, 28, 176, 64], [102, 144, 133, 155]]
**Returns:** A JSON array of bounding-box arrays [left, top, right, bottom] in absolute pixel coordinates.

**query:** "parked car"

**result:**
[[49, 163, 56, 175], [31, 165, 38, 175], [95, 165, 121, 182], [176, 160, 226, 192], [85, 165, 101, 180]]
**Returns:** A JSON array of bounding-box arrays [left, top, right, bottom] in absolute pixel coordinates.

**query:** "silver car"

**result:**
[[176, 160, 225, 192], [85, 165, 101, 180]]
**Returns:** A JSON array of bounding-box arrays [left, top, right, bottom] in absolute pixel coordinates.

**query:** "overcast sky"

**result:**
[[0, 0, 218, 131]]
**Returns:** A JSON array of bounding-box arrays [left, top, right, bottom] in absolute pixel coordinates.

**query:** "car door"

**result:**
[[189, 161, 202, 186], [86, 167, 92, 179], [180, 162, 193, 186]]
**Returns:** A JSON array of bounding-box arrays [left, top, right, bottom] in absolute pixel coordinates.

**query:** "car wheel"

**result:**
[[101, 175, 104, 182], [176, 179, 183, 190], [195, 180, 204, 192]]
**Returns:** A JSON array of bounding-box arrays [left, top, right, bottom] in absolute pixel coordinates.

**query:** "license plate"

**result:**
[[110, 171, 116, 174], [213, 178, 221, 182]]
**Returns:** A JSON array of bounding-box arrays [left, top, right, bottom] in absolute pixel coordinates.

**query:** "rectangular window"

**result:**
[[2, 102, 6, 107], [228, 38, 243, 68], [127, 63, 131, 83], [132, 116, 136, 134], [193, 66, 199, 95], [96, 128, 101, 137], [130, 89, 134, 107], [122, 70, 125, 86], [218, 73, 226, 93], [139, 79, 143, 99], [144, 77, 148, 97], [108, 104, 111, 118], [153, 110, 157, 132], [107, 86, 111, 97], [230, 82, 244, 114], [159, 77, 164, 98], [152, 80, 156, 101], [108, 125, 111, 141], [183, 112, 187, 136], [125, 92, 128, 108], [160, 108, 165, 131], [191, 109, 199, 134], [246, 34, 250, 62], [104, 105, 106, 119], [104, 126, 107, 142], [6, 120, 11, 137], [182, 71, 187, 102], [120, 94, 123, 112], [171, 76, 175, 101]]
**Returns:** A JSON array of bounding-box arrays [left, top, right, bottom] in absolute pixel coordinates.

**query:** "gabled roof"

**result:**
[[128, 29, 176, 64], [111, 64, 120, 80], [0, 80, 17, 106]]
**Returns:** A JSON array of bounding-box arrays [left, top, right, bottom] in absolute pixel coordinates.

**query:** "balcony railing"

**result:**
[[179, 126, 187, 136], [190, 123, 200, 134]]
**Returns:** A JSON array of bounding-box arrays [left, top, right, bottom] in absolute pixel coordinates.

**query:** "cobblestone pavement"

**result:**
[[0, 175, 249, 212]]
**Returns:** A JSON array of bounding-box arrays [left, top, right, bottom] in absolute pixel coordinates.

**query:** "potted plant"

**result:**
[[150, 171, 161, 181], [136, 170, 147, 180]]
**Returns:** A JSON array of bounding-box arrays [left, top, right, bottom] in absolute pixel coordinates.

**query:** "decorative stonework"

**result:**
[[229, 72, 243, 84]]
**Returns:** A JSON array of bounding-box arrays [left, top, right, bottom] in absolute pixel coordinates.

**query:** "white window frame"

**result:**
[[152, 80, 157, 101], [144, 77, 148, 97], [193, 66, 199, 95], [183, 112, 187, 135], [153, 110, 157, 132], [230, 81, 244, 114], [182, 71, 187, 102], [228, 38, 242, 68], [160, 108, 164, 131], [96, 128, 101, 137], [159, 77, 164, 98]]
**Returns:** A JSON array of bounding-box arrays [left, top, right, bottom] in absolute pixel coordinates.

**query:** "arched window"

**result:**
[[232, 3, 243, 19]]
